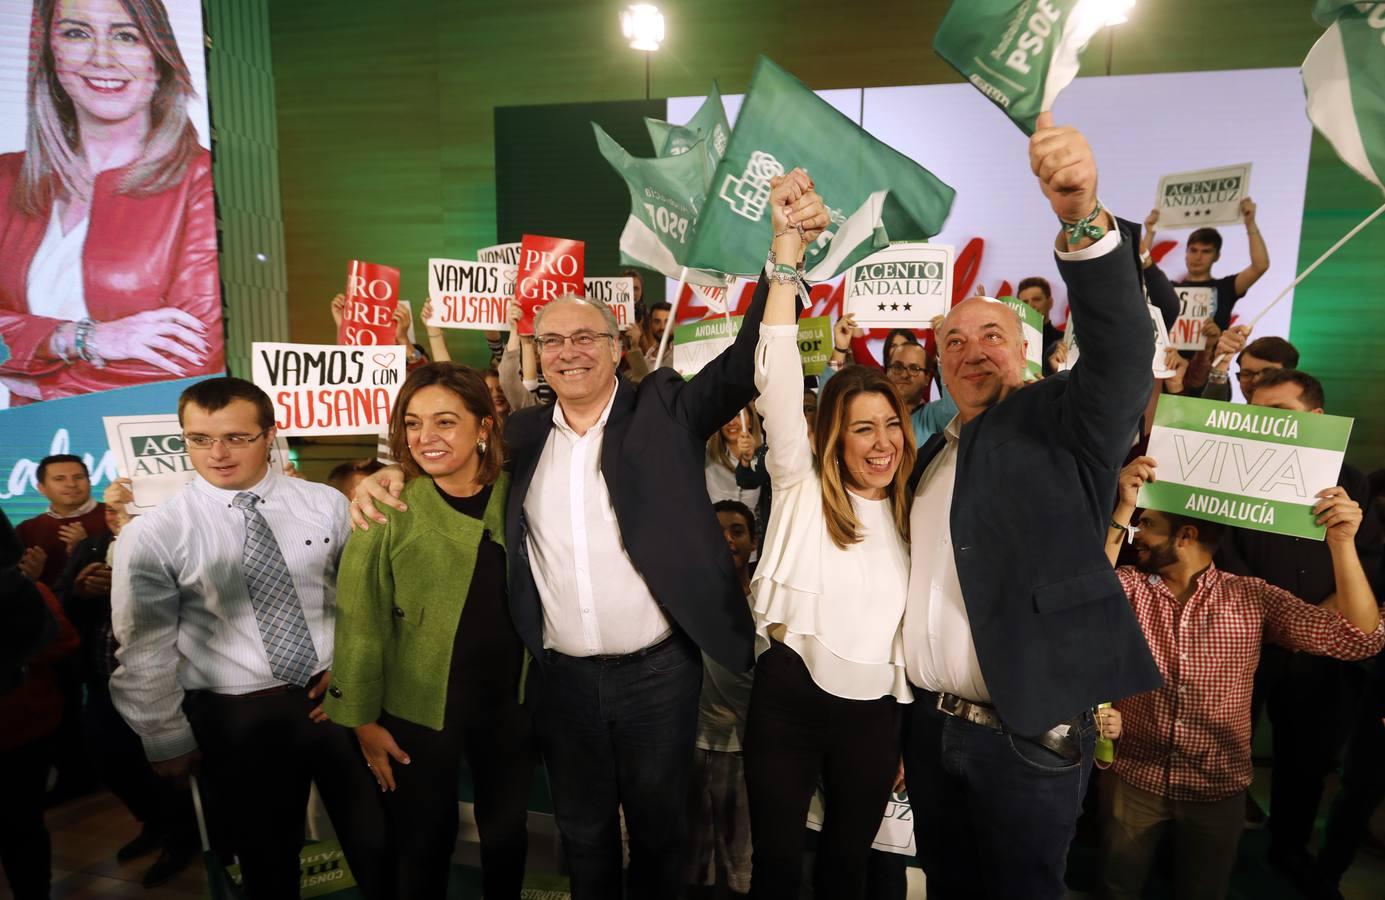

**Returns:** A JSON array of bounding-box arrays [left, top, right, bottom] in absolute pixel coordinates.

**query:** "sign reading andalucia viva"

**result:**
[[1141, 395, 1353, 540]]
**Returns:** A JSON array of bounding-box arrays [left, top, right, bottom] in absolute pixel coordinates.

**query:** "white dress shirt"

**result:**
[[27, 207, 90, 321], [524, 381, 672, 656], [751, 325, 912, 702], [110, 466, 350, 760], [904, 229, 1123, 701], [704, 458, 760, 512]]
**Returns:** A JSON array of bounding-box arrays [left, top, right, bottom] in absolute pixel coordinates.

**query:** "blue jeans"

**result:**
[[901, 693, 1096, 900], [533, 634, 703, 900]]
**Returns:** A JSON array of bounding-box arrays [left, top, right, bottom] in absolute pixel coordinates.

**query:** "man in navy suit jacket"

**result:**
[[899, 113, 1162, 900]]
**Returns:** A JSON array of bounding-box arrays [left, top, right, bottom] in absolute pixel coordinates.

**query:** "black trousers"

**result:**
[[1318, 660, 1385, 882], [743, 642, 901, 900], [184, 682, 388, 900], [0, 738, 52, 900], [1262, 651, 1365, 855], [378, 695, 535, 900], [85, 678, 196, 846], [533, 633, 703, 900]]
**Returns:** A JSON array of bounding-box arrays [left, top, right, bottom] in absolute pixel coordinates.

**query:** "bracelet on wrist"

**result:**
[[833, 344, 851, 354], [1059, 199, 1107, 246], [1109, 518, 1128, 532]]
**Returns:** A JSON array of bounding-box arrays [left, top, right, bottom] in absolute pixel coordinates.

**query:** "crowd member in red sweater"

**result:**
[[0, 552, 80, 899], [16, 455, 109, 588]]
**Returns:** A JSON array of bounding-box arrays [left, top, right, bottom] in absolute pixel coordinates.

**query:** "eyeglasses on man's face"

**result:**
[[886, 362, 929, 378], [533, 330, 614, 354], [183, 431, 268, 450]]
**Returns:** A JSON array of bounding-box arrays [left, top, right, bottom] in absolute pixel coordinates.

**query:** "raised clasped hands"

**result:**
[[768, 168, 830, 264]]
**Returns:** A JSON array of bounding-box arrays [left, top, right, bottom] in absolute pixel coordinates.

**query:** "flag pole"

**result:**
[[1213, 200, 1385, 366], [654, 267, 688, 369], [718, 273, 750, 432]]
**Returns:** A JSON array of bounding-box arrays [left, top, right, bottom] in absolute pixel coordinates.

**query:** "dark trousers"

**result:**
[[533, 633, 702, 900], [1318, 662, 1385, 882], [0, 738, 53, 900], [743, 642, 901, 900], [85, 679, 196, 846], [1263, 652, 1364, 855], [902, 692, 1096, 900], [184, 682, 389, 900], [379, 697, 535, 900]]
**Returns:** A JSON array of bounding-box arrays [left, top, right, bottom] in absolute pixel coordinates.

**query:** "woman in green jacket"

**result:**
[[326, 362, 533, 899]]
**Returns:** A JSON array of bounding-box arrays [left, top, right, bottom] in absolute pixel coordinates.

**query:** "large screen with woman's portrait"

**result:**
[[0, 0, 222, 523]]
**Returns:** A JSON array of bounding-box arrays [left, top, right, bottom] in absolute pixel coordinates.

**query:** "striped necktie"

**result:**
[[232, 491, 320, 686]]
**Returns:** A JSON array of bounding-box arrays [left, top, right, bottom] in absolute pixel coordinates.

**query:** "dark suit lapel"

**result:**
[[908, 432, 948, 493], [598, 379, 637, 501]]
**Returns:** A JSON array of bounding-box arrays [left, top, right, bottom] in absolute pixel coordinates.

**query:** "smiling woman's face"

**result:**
[[51, 0, 158, 128]]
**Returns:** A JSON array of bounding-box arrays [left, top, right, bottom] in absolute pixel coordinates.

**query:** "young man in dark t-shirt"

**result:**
[[1142, 197, 1270, 329]]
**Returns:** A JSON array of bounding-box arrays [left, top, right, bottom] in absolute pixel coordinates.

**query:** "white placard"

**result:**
[[426, 258, 511, 331], [807, 788, 915, 856], [582, 276, 637, 330], [1155, 162, 1252, 229], [102, 414, 290, 513], [476, 242, 522, 265], [843, 243, 953, 327], [1168, 286, 1216, 351], [251, 343, 405, 437], [1149, 304, 1177, 378]]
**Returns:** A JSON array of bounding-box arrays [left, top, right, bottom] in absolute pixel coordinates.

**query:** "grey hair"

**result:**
[[532, 291, 620, 337]]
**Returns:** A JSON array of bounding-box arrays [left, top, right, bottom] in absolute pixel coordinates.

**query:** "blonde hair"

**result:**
[[706, 409, 762, 472], [813, 367, 916, 550], [15, 0, 201, 215]]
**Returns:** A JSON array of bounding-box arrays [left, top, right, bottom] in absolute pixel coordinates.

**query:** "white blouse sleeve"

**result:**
[[754, 323, 814, 486]]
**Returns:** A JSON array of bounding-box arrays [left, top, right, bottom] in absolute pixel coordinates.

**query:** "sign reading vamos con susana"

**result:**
[[1140, 395, 1353, 540]]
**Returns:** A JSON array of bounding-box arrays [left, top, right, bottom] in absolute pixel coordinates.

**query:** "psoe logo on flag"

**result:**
[[719, 151, 785, 222]]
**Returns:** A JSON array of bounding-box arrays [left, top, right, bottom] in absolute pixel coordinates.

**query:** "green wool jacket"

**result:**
[[324, 473, 520, 731]]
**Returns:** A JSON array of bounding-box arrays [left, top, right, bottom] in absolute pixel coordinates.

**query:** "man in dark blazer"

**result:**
[[899, 113, 1162, 900], [351, 184, 826, 899]]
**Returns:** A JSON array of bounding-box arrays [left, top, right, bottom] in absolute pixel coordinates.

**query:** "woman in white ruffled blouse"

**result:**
[[743, 168, 917, 900]]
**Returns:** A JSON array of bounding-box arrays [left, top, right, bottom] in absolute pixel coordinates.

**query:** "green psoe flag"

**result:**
[[593, 123, 723, 286], [932, 0, 1129, 134], [1303, 2, 1385, 190], [684, 57, 955, 280]]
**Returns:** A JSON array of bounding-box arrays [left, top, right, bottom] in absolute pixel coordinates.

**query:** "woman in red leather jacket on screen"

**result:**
[[0, 0, 223, 405]]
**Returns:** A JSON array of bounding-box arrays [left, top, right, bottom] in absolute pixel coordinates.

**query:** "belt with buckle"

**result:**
[[931, 691, 1082, 763], [553, 633, 679, 668]]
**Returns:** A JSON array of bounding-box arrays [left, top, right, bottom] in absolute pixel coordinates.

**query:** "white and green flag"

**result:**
[[1140, 395, 1354, 540], [933, 0, 1132, 134], [685, 57, 955, 281], [645, 81, 731, 174], [593, 124, 724, 287], [1303, 1, 1385, 190]]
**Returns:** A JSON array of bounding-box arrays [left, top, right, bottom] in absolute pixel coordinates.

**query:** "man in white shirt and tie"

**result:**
[[110, 377, 386, 899], [899, 115, 1161, 899]]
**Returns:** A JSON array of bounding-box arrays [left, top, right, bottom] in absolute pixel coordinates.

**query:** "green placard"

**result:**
[[1139, 394, 1354, 540], [670, 315, 831, 378], [998, 296, 1044, 380]]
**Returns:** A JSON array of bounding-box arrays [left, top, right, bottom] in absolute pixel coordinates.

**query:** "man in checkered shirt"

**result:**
[[1098, 455, 1383, 900]]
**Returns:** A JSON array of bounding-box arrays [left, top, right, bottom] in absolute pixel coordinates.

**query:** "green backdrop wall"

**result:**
[[263, 1, 1384, 470]]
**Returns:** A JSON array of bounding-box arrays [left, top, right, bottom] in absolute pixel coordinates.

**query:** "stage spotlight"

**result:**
[[620, 4, 664, 52]]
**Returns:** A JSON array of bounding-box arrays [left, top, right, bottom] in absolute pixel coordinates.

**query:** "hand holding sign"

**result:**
[[338, 261, 401, 346], [1119, 455, 1157, 511], [1314, 487, 1363, 546]]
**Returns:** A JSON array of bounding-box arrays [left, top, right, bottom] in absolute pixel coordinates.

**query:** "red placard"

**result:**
[[338, 260, 401, 345], [515, 235, 585, 335]]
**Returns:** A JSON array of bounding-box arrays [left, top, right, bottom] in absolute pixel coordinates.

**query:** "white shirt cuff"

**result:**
[[1055, 228, 1120, 261], [760, 323, 800, 337]]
